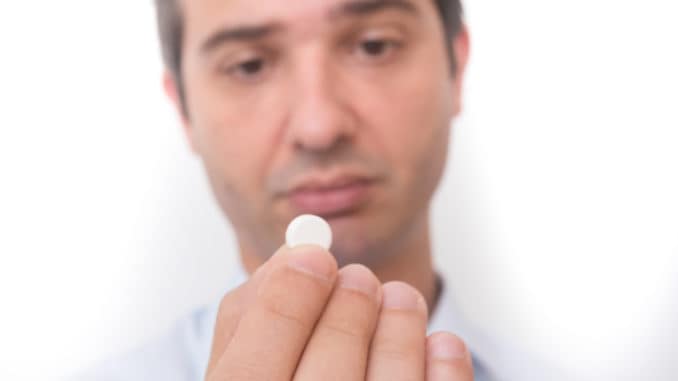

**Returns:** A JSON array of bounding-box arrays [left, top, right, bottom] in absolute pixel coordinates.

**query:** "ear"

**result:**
[[451, 24, 470, 117], [163, 70, 200, 155]]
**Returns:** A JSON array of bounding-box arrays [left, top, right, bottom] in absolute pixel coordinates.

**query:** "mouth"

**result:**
[[284, 175, 375, 218]]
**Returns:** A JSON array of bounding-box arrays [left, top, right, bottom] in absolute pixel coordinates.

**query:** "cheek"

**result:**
[[386, 107, 450, 199], [358, 70, 454, 193], [186, 79, 284, 205]]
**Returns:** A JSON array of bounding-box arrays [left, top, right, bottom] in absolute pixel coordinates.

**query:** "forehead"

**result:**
[[180, 0, 432, 50], [182, 0, 426, 23], [183, 0, 344, 23]]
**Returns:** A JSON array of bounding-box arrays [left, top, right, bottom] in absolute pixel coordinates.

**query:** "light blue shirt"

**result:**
[[74, 263, 560, 380]]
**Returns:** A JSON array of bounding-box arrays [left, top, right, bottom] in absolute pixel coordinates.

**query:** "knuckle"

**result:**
[[255, 265, 333, 331], [319, 317, 371, 343], [267, 262, 334, 293], [216, 290, 242, 321], [258, 264, 333, 315], [342, 283, 380, 304], [217, 293, 233, 314], [331, 287, 378, 322], [260, 294, 313, 332], [378, 308, 428, 331], [310, 286, 380, 345], [373, 337, 421, 360]]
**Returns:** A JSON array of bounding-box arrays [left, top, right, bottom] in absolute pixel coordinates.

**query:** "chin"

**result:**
[[329, 241, 372, 268], [322, 204, 398, 263], [327, 222, 385, 267]]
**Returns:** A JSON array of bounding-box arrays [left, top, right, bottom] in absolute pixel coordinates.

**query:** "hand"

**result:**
[[205, 245, 474, 380]]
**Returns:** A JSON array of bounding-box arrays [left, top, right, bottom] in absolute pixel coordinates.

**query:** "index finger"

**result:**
[[207, 245, 338, 381]]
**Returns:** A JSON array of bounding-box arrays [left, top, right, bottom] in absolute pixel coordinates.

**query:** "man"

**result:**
[[81, 0, 516, 379]]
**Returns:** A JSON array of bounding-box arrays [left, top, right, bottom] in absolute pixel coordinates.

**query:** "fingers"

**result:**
[[207, 245, 338, 381], [205, 245, 469, 381], [366, 281, 428, 381], [294, 264, 382, 381], [426, 332, 474, 381]]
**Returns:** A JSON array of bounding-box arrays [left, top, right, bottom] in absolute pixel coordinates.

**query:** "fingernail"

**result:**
[[338, 264, 380, 299], [381, 281, 427, 311], [429, 333, 468, 360], [286, 245, 336, 281]]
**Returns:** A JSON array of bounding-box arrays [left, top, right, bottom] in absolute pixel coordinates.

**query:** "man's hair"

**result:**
[[154, 0, 463, 109]]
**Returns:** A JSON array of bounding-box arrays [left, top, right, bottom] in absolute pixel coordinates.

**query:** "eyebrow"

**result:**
[[200, 23, 283, 54], [332, 0, 419, 19], [199, 0, 419, 55]]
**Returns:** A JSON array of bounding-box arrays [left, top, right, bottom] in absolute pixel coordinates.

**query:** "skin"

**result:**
[[205, 245, 474, 380], [163, 0, 471, 379]]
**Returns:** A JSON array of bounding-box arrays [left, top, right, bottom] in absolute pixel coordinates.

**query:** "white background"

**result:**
[[0, 1, 676, 380]]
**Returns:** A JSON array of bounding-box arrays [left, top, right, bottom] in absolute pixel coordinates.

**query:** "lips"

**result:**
[[286, 177, 373, 218]]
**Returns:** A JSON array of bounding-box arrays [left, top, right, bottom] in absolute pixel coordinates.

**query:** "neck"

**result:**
[[367, 215, 438, 314], [239, 214, 439, 315]]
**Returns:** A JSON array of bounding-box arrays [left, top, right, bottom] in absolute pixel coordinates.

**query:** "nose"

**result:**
[[286, 57, 357, 153]]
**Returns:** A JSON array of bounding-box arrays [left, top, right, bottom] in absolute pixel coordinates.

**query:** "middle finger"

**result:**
[[294, 264, 382, 381]]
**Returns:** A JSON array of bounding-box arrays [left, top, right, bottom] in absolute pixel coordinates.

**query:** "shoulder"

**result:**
[[69, 305, 218, 381]]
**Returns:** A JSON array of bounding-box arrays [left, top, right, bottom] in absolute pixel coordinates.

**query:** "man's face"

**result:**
[[173, 0, 466, 265]]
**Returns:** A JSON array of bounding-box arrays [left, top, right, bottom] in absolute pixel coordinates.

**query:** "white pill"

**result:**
[[285, 214, 333, 250]]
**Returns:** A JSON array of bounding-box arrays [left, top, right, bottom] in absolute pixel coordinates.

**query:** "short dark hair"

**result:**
[[154, 0, 464, 110]]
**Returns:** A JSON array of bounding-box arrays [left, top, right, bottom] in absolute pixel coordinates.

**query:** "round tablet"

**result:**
[[285, 214, 333, 250]]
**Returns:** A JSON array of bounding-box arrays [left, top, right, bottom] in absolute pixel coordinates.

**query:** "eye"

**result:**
[[229, 58, 266, 78], [218, 50, 276, 83], [354, 37, 403, 62], [361, 40, 390, 56]]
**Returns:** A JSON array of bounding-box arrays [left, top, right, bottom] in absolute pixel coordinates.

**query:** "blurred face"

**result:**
[[173, 0, 466, 265]]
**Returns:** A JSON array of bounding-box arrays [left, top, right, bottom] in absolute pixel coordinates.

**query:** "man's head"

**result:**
[[155, 0, 469, 266]]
